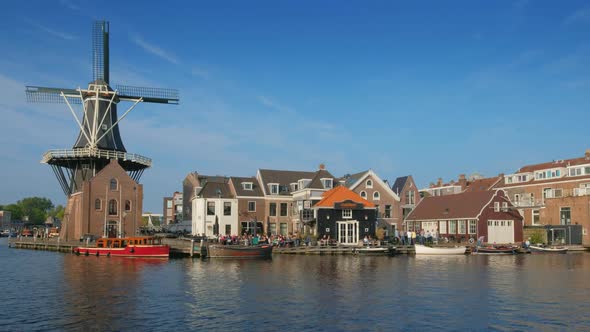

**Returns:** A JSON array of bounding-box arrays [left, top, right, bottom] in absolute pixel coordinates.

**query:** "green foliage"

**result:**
[[48, 205, 65, 220], [3, 197, 57, 224], [4, 204, 23, 220], [529, 229, 545, 245], [375, 227, 386, 240]]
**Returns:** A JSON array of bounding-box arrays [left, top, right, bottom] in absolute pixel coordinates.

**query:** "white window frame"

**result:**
[[373, 191, 380, 201], [468, 220, 477, 234], [439, 221, 447, 234], [494, 202, 500, 212], [360, 191, 367, 199], [458, 220, 466, 234], [248, 201, 256, 212], [269, 183, 279, 195], [242, 182, 253, 190], [342, 209, 352, 219], [501, 202, 508, 211], [366, 179, 373, 188], [532, 209, 540, 225], [449, 220, 457, 234], [321, 178, 333, 189]]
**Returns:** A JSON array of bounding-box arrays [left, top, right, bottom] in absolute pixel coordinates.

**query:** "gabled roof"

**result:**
[[315, 186, 375, 208], [346, 170, 401, 201], [406, 191, 497, 220], [391, 176, 409, 195], [258, 169, 317, 195], [307, 169, 337, 189], [230, 176, 264, 197], [341, 171, 368, 187], [464, 176, 503, 192], [197, 178, 233, 199]]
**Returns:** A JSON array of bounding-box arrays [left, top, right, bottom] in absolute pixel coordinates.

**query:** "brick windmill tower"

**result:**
[[25, 21, 179, 240]]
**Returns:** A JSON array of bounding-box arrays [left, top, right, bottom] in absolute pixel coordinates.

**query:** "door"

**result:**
[[487, 220, 514, 243], [338, 221, 358, 245], [107, 220, 118, 238]]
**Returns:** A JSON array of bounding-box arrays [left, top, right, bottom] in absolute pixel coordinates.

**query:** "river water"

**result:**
[[1, 238, 589, 331]]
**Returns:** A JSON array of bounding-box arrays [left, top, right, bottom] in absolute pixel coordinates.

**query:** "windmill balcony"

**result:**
[[42, 148, 152, 167]]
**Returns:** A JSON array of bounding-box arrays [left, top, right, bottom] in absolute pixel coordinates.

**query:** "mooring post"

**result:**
[[190, 239, 195, 257], [57, 238, 61, 251], [200, 239, 205, 257]]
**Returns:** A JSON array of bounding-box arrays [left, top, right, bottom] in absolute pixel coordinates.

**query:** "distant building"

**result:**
[[420, 173, 503, 197], [0, 211, 12, 230], [163, 196, 174, 225], [406, 190, 523, 244], [391, 175, 422, 228], [191, 176, 238, 237], [228, 176, 266, 235], [498, 149, 590, 245]]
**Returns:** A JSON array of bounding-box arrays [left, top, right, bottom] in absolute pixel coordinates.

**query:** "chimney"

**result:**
[[437, 178, 443, 186], [458, 174, 467, 189], [319, 163, 326, 170], [586, 149, 590, 159]]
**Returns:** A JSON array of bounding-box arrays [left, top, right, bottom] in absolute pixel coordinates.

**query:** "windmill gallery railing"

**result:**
[[41, 148, 152, 167]]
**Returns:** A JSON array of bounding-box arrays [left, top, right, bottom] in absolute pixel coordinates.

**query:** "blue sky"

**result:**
[[1, 0, 590, 213]]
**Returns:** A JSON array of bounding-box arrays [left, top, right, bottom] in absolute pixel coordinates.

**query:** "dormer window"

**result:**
[[366, 179, 373, 188], [321, 178, 333, 189], [269, 183, 279, 195], [242, 182, 253, 190], [290, 183, 299, 192]]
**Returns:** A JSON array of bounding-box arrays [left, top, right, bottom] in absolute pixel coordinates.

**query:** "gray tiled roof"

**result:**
[[231, 176, 264, 197], [307, 169, 337, 189], [392, 176, 409, 195], [258, 169, 317, 195], [197, 178, 233, 198], [342, 170, 368, 187]]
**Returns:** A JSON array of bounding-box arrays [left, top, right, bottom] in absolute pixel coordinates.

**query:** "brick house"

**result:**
[[61, 159, 143, 241], [229, 176, 266, 235], [406, 190, 523, 244], [391, 175, 421, 230]]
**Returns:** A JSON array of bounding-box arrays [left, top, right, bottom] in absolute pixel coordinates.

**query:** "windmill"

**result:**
[[26, 21, 179, 196], [25, 21, 179, 240]]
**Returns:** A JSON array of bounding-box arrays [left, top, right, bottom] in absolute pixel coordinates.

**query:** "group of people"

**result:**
[[394, 229, 438, 245], [216, 233, 302, 247]]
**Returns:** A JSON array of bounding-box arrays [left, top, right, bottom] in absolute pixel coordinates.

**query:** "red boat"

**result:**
[[207, 244, 273, 259], [74, 236, 169, 258], [474, 245, 518, 255]]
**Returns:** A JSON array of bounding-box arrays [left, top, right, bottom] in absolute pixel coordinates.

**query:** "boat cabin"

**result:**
[[96, 237, 162, 248]]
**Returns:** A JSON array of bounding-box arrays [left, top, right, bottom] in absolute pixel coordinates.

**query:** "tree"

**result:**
[[17, 197, 54, 224], [48, 205, 65, 220], [4, 204, 23, 220]]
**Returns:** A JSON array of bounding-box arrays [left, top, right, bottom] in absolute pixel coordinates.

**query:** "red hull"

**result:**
[[207, 245, 273, 259], [74, 245, 170, 258]]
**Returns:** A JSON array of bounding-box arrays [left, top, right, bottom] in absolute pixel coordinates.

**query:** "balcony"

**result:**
[[574, 188, 590, 196], [512, 199, 544, 208]]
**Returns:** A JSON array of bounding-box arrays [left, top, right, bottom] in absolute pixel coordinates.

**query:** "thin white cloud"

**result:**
[[191, 66, 209, 79], [59, 0, 80, 11], [130, 35, 180, 65], [257, 95, 295, 114], [25, 19, 77, 40], [564, 7, 590, 25]]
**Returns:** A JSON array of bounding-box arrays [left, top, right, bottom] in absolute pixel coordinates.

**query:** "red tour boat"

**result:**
[[74, 236, 169, 258]]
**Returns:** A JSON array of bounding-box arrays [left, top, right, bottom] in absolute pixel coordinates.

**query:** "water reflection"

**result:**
[[2, 237, 589, 331]]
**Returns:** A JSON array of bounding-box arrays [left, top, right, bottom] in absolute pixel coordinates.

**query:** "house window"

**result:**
[[468, 220, 477, 234], [207, 202, 215, 215], [225, 225, 231, 235], [290, 183, 298, 192], [514, 194, 520, 204], [406, 191, 415, 205], [269, 184, 279, 195], [242, 182, 253, 190], [458, 220, 466, 234], [280, 223, 288, 235], [384, 205, 391, 218], [449, 220, 457, 234], [108, 199, 117, 216], [373, 191, 380, 201], [554, 188, 563, 198], [167, 200, 173, 209], [248, 201, 256, 212], [95, 199, 102, 210], [269, 223, 277, 235], [494, 202, 500, 212], [224, 202, 231, 216], [110, 178, 118, 190], [360, 191, 367, 199], [342, 210, 352, 219], [366, 179, 373, 188], [125, 200, 131, 211], [532, 209, 540, 225], [269, 203, 277, 216], [322, 178, 333, 189], [560, 207, 571, 225], [501, 202, 508, 211], [439, 221, 447, 234], [280, 203, 287, 216]]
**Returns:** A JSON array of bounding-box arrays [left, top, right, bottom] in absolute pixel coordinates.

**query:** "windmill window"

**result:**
[[110, 179, 118, 190], [125, 200, 131, 211], [108, 199, 118, 216], [95, 199, 102, 210]]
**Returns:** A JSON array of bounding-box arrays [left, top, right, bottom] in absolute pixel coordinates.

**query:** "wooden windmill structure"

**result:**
[[26, 21, 179, 240]]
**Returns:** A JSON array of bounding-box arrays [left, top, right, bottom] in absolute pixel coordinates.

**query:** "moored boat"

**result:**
[[74, 236, 169, 258], [474, 245, 518, 255], [414, 244, 467, 255], [207, 244, 273, 259], [355, 246, 396, 255], [529, 245, 568, 254]]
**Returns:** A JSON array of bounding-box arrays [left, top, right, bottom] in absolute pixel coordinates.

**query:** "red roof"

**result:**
[[315, 186, 375, 208], [464, 176, 503, 192], [518, 155, 590, 173], [406, 191, 497, 220]]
